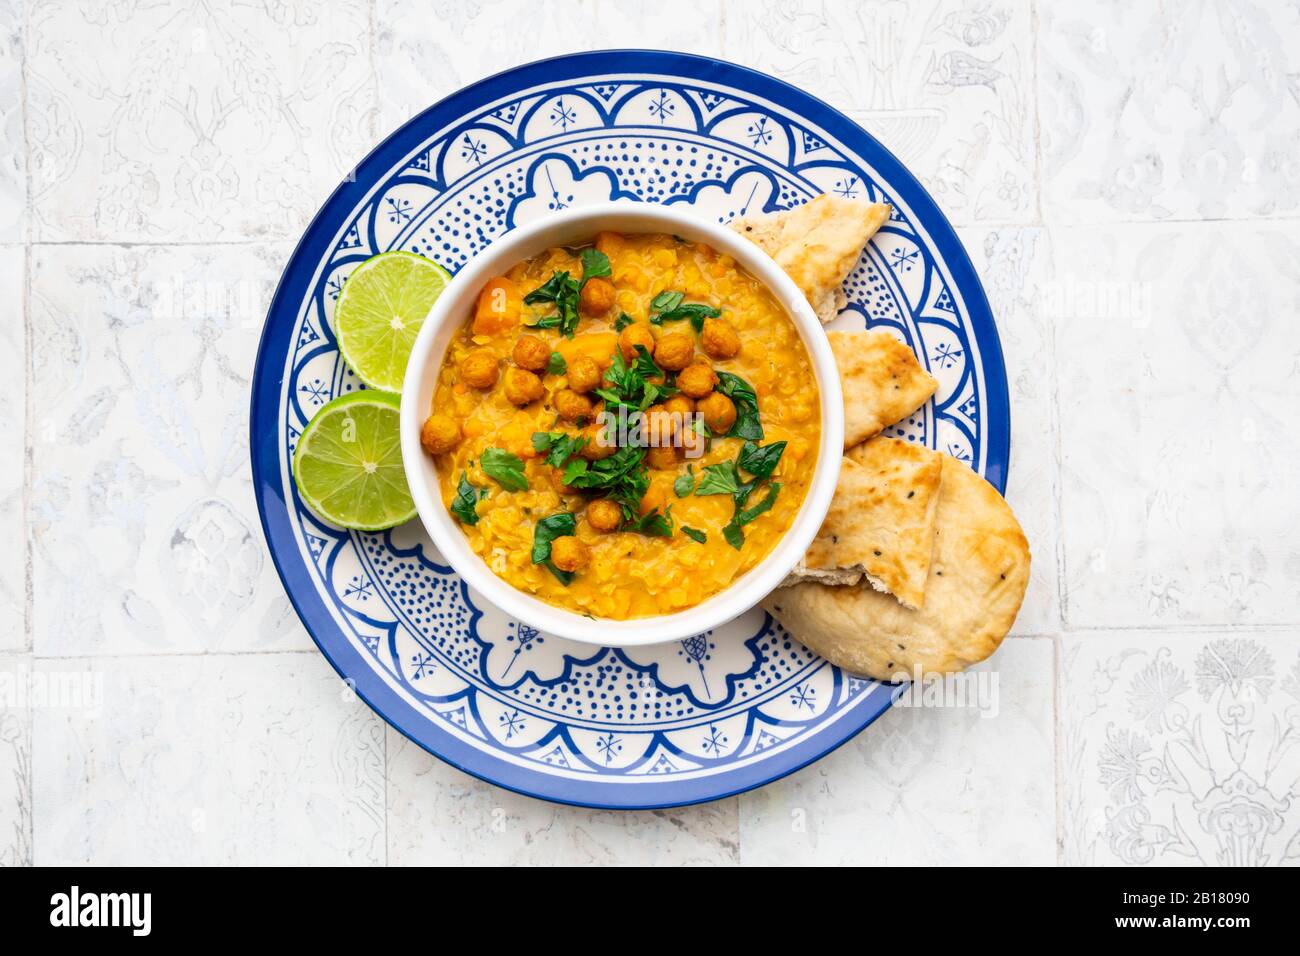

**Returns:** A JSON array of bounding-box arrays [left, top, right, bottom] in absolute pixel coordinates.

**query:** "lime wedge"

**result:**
[[335, 251, 450, 392], [292, 390, 416, 531]]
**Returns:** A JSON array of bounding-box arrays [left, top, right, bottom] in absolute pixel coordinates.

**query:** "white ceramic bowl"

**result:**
[[400, 202, 844, 647]]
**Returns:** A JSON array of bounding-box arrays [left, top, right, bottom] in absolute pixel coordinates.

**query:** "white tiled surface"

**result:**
[[4, 0, 1298, 866]]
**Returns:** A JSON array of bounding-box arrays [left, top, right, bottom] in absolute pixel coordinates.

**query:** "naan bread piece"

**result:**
[[829, 329, 938, 450], [731, 195, 891, 324], [765, 455, 1029, 679], [788, 438, 942, 608]]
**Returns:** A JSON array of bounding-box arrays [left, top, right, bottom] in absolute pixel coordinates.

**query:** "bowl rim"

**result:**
[[399, 201, 844, 647]]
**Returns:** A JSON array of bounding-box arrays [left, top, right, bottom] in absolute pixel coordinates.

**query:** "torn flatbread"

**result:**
[[730, 194, 891, 324], [766, 454, 1030, 680], [786, 437, 943, 608], [828, 329, 938, 450]]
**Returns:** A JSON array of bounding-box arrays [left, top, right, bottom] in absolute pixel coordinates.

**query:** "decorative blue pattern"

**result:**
[[250, 52, 1009, 809]]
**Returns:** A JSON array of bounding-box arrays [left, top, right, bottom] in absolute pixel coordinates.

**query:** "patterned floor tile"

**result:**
[[1061, 629, 1300, 866], [386, 726, 740, 865], [28, 243, 311, 655], [738, 638, 1056, 865], [32, 652, 384, 865]]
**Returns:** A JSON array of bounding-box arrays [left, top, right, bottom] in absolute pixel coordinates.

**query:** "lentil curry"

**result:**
[[421, 231, 821, 619]]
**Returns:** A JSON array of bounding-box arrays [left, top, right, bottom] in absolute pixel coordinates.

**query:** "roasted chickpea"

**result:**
[[550, 536, 590, 573], [680, 424, 707, 459], [618, 323, 656, 361], [662, 394, 695, 418], [512, 334, 551, 371], [579, 422, 617, 460], [503, 366, 545, 406], [586, 499, 623, 532], [555, 388, 595, 423], [459, 348, 500, 389], [579, 276, 616, 316], [566, 354, 602, 393], [697, 391, 737, 434], [701, 318, 741, 359], [676, 362, 718, 399], [641, 403, 677, 448], [647, 444, 681, 470], [655, 331, 694, 371], [638, 482, 667, 517], [419, 414, 461, 456]]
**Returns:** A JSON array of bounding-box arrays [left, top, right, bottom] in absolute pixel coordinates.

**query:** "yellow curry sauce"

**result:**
[[424, 232, 821, 620]]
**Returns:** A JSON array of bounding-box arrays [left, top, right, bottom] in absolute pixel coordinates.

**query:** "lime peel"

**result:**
[[334, 250, 450, 393], [292, 390, 416, 531]]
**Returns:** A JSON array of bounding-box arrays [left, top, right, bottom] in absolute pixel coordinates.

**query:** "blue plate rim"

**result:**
[[249, 49, 1010, 810]]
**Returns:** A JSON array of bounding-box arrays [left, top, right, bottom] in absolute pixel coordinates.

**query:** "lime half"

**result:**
[[335, 251, 450, 392], [292, 390, 416, 531]]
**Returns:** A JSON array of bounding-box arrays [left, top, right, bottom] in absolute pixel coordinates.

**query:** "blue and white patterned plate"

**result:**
[[250, 51, 1009, 809]]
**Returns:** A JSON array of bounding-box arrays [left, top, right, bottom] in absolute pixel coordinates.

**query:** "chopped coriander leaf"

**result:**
[[598, 346, 669, 412], [567, 444, 649, 516], [681, 526, 707, 544], [532, 431, 588, 469], [531, 512, 577, 565], [655, 301, 722, 333], [738, 440, 787, 480], [579, 248, 611, 283], [449, 473, 485, 525], [614, 311, 635, 331], [627, 507, 673, 537], [546, 351, 567, 375], [649, 290, 684, 313], [524, 271, 581, 337], [722, 482, 782, 551], [733, 478, 757, 509], [524, 270, 576, 304], [631, 344, 662, 381], [649, 288, 722, 332], [561, 458, 588, 485], [716, 371, 763, 440], [695, 460, 740, 496], [722, 524, 745, 550], [673, 466, 696, 498], [480, 447, 528, 492], [733, 481, 781, 527]]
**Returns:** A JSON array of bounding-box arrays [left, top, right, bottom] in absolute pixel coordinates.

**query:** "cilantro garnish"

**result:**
[[716, 371, 763, 440], [649, 289, 722, 332], [480, 447, 528, 492], [695, 460, 740, 496], [722, 482, 782, 550], [681, 526, 707, 544], [531, 512, 578, 584], [531, 431, 588, 469], [627, 507, 673, 537], [449, 473, 485, 525], [673, 466, 695, 498], [579, 248, 611, 283], [524, 271, 581, 337], [566, 444, 650, 518], [737, 440, 787, 480], [546, 351, 566, 376]]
